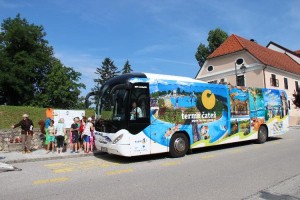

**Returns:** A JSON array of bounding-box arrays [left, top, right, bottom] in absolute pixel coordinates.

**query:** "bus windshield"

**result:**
[[98, 87, 127, 122]]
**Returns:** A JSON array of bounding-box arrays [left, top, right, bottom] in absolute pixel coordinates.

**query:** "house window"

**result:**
[[270, 74, 279, 87], [207, 65, 214, 72], [284, 78, 288, 89], [236, 58, 244, 65], [296, 81, 299, 92], [237, 75, 245, 86]]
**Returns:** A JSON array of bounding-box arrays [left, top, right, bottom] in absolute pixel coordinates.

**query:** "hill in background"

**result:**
[[0, 106, 95, 129]]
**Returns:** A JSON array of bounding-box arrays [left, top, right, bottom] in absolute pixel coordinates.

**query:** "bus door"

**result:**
[[127, 83, 151, 155]]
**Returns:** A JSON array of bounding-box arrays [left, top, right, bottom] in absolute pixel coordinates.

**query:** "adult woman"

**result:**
[[55, 118, 66, 154]]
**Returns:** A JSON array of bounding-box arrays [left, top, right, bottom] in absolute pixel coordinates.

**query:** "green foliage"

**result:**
[[0, 14, 53, 105], [0, 14, 85, 108], [32, 58, 85, 108], [196, 93, 226, 117], [195, 28, 228, 67], [207, 28, 229, 52], [94, 57, 119, 86], [195, 43, 209, 67], [158, 107, 184, 124], [0, 105, 95, 129], [122, 60, 133, 74]]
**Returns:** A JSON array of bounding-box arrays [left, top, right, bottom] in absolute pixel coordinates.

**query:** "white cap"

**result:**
[[87, 117, 92, 121], [22, 114, 29, 118]]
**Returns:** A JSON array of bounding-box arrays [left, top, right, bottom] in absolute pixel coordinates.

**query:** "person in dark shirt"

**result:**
[[70, 117, 80, 153], [12, 114, 34, 154]]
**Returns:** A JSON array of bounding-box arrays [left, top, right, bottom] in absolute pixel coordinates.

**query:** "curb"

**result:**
[[3, 151, 107, 164]]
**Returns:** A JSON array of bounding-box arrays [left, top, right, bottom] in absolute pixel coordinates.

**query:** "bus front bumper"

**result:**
[[95, 139, 131, 157]]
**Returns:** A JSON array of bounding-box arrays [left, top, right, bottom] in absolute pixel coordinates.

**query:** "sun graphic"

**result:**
[[201, 90, 216, 110]]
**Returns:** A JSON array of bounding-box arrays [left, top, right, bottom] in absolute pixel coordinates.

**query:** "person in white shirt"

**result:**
[[130, 102, 142, 120], [82, 117, 94, 153], [55, 118, 66, 154]]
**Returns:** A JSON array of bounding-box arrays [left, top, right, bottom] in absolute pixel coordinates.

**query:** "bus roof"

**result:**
[[144, 73, 207, 83]]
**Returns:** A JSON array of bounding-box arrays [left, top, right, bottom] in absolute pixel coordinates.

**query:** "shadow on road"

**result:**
[[93, 137, 283, 164]]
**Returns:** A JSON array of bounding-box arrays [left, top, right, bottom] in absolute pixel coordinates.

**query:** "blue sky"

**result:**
[[1, 0, 299, 96]]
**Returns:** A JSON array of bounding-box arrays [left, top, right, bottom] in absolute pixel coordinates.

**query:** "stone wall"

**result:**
[[0, 129, 46, 151]]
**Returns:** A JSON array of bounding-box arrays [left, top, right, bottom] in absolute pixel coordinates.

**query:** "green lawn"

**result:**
[[0, 105, 95, 129]]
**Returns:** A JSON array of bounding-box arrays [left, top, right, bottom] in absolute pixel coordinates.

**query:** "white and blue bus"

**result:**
[[88, 73, 289, 157]]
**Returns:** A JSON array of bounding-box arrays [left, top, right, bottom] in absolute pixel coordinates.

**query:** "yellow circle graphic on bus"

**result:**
[[201, 90, 216, 110]]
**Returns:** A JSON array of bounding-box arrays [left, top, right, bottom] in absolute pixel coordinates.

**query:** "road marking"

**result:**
[[231, 149, 243, 153], [53, 167, 74, 173], [161, 161, 181, 167], [201, 155, 216, 159], [44, 163, 66, 168], [106, 168, 134, 176], [33, 177, 69, 185], [44, 159, 119, 173]]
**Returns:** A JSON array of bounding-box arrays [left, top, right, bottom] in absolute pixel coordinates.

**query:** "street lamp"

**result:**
[[235, 63, 247, 86]]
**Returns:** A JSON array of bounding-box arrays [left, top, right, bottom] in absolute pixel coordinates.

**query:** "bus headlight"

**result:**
[[112, 134, 123, 144]]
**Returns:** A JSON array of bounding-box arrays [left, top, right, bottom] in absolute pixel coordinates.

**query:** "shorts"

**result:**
[[78, 133, 83, 142], [56, 135, 64, 148], [72, 132, 79, 143], [83, 135, 90, 143], [48, 135, 55, 142]]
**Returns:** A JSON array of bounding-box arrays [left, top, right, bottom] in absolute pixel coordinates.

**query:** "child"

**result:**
[[89, 129, 95, 152], [46, 120, 55, 154]]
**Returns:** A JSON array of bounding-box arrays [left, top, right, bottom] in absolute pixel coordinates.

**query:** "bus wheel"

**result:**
[[169, 133, 189, 158], [257, 126, 268, 144]]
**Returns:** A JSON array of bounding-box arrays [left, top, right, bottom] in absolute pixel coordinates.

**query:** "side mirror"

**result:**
[[85, 91, 95, 108]]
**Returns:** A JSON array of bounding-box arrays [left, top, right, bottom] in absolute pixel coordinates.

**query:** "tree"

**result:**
[[195, 28, 228, 67], [0, 14, 86, 107], [0, 14, 53, 105], [122, 60, 133, 74], [94, 57, 119, 86], [33, 58, 86, 108]]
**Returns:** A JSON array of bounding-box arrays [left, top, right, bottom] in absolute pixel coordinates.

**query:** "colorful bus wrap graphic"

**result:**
[[128, 78, 289, 150], [130, 78, 231, 147]]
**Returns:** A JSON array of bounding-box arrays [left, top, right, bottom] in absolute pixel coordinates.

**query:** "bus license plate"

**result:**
[[101, 147, 108, 152]]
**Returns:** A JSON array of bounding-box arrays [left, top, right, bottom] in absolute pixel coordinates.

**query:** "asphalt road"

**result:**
[[1, 128, 300, 200]]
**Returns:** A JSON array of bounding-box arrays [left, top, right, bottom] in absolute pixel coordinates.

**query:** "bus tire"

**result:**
[[257, 125, 268, 144], [169, 133, 189, 158]]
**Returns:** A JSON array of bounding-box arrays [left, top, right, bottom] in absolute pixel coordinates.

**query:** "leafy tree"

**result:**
[[122, 60, 133, 74], [33, 58, 85, 108], [0, 14, 53, 105], [0, 14, 85, 108], [195, 28, 228, 67], [195, 44, 209, 68]]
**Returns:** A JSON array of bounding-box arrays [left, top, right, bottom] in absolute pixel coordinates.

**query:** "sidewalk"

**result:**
[[0, 149, 105, 164]]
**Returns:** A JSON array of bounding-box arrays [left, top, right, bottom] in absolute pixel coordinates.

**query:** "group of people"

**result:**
[[12, 113, 96, 154], [68, 116, 95, 154]]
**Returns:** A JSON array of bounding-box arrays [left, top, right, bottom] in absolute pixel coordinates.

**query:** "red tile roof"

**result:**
[[207, 34, 300, 75]]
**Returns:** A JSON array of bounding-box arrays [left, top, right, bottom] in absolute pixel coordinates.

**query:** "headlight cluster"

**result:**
[[112, 134, 123, 144]]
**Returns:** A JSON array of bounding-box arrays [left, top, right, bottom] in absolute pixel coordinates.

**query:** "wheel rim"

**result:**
[[174, 137, 186, 153]]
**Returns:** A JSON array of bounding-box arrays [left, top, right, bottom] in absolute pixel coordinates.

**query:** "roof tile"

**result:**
[[208, 34, 300, 75]]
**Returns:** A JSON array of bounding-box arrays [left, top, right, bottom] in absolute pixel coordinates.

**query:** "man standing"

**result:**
[[12, 114, 34, 154]]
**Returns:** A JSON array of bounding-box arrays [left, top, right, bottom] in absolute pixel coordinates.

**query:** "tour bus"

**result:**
[[88, 72, 289, 158]]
